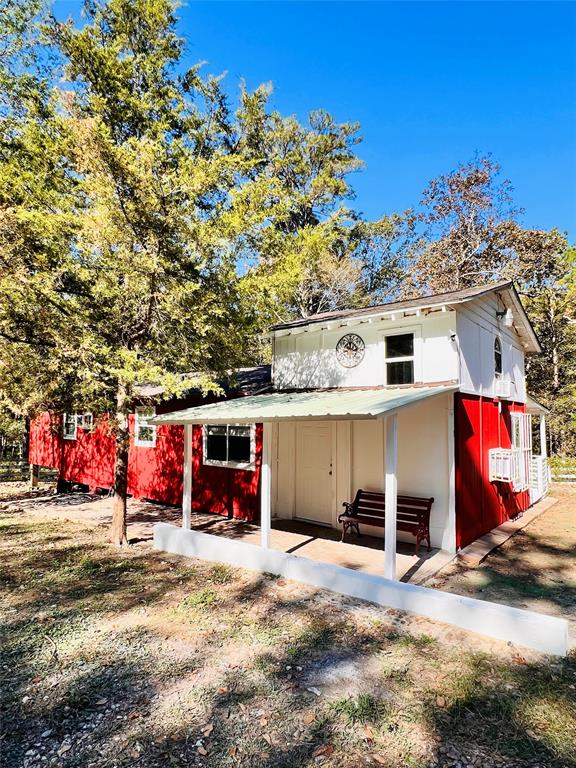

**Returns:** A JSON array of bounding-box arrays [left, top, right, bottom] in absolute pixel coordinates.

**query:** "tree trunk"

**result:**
[[110, 383, 130, 546]]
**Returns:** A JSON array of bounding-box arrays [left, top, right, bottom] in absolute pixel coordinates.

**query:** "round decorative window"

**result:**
[[335, 333, 365, 368]]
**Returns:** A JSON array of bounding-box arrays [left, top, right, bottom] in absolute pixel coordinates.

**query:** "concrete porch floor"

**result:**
[[185, 512, 455, 584]]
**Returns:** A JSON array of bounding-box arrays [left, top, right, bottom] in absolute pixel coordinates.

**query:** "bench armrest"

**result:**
[[338, 501, 355, 522]]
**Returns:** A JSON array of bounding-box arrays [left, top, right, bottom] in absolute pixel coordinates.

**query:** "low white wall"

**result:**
[[154, 523, 568, 657]]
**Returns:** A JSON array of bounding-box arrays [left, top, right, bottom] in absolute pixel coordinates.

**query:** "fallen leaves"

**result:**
[[302, 711, 316, 725], [435, 695, 446, 708], [313, 744, 334, 757]]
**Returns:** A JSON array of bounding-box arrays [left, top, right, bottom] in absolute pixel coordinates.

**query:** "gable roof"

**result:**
[[271, 280, 541, 353]]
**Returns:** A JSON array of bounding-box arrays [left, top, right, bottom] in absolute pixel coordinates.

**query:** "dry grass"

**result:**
[[1, 501, 575, 768]]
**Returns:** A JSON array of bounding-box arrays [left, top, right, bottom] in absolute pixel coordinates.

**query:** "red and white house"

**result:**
[[31, 280, 549, 552], [30, 280, 566, 653]]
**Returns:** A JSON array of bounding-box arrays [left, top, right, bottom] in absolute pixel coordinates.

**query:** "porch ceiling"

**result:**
[[150, 384, 458, 425]]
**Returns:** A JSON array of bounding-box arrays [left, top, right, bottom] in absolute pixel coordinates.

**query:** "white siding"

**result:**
[[273, 310, 458, 390], [456, 294, 527, 402]]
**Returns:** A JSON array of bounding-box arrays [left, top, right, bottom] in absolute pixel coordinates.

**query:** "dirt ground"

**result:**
[[429, 485, 576, 638], [0, 485, 575, 768]]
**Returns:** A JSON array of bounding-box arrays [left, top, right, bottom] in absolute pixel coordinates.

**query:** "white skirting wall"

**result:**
[[154, 523, 569, 657]]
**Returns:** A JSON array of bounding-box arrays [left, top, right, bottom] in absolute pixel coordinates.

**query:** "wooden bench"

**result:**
[[338, 489, 433, 554]]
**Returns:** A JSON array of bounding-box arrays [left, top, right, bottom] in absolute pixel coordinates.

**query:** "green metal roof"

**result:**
[[151, 384, 457, 425]]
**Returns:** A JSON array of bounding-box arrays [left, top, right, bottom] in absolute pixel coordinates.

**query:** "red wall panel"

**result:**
[[29, 411, 260, 521], [127, 420, 184, 505], [455, 393, 530, 549], [191, 424, 262, 522]]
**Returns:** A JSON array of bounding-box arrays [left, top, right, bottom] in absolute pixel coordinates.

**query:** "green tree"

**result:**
[[1, 0, 263, 543], [524, 247, 576, 455], [2, 0, 398, 545], [235, 91, 404, 324]]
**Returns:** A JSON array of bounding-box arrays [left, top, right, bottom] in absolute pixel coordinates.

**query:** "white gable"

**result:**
[[273, 308, 458, 390], [271, 287, 530, 403]]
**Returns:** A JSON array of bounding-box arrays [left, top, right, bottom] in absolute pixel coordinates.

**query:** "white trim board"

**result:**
[[153, 523, 568, 656]]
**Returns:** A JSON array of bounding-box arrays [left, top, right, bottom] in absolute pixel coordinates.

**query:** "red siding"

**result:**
[[455, 393, 530, 549], [29, 411, 260, 521], [191, 424, 262, 522]]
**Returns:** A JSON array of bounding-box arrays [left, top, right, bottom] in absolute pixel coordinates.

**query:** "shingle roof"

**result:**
[[270, 281, 514, 331], [135, 365, 272, 399]]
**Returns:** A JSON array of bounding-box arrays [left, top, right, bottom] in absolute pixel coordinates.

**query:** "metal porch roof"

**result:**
[[150, 384, 458, 425]]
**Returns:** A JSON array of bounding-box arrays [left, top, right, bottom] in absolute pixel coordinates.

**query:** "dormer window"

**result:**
[[385, 332, 414, 385], [494, 337, 503, 377]]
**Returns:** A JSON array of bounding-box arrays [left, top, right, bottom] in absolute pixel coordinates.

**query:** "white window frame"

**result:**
[[494, 335, 503, 379], [382, 326, 422, 386], [511, 412, 532, 492], [135, 406, 157, 448], [63, 413, 78, 440], [63, 413, 94, 440], [203, 424, 256, 471], [79, 413, 93, 431]]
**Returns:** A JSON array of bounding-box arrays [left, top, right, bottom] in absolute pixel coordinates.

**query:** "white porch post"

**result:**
[[260, 421, 272, 549], [182, 423, 193, 530], [539, 415, 547, 458], [384, 413, 398, 580]]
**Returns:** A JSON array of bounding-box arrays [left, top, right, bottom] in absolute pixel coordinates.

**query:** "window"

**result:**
[[79, 413, 93, 431], [63, 413, 78, 440], [63, 413, 93, 440], [511, 412, 532, 492], [494, 337, 503, 377], [203, 424, 255, 470], [384, 332, 414, 385], [135, 407, 157, 447]]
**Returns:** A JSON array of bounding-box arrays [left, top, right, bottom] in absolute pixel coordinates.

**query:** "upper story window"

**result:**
[[63, 413, 93, 440], [494, 337, 503, 377], [203, 424, 256, 470], [135, 407, 157, 447], [384, 332, 414, 385]]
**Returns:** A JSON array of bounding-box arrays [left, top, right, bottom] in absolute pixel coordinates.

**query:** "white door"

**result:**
[[295, 422, 334, 525]]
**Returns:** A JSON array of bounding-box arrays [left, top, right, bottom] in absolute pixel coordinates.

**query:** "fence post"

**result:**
[[30, 464, 39, 488]]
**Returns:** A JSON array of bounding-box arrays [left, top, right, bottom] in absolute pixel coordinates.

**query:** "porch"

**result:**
[[150, 386, 568, 655], [178, 511, 452, 583]]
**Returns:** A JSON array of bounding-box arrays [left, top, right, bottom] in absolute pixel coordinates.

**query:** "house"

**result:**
[[30, 280, 567, 653], [29, 366, 271, 513], [30, 280, 550, 557]]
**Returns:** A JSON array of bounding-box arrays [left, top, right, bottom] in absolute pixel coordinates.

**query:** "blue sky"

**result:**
[[55, 1, 576, 240]]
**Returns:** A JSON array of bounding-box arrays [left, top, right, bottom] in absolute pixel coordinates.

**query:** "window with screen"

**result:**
[[63, 413, 93, 439], [135, 407, 157, 447], [203, 425, 255, 470], [384, 333, 414, 385]]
